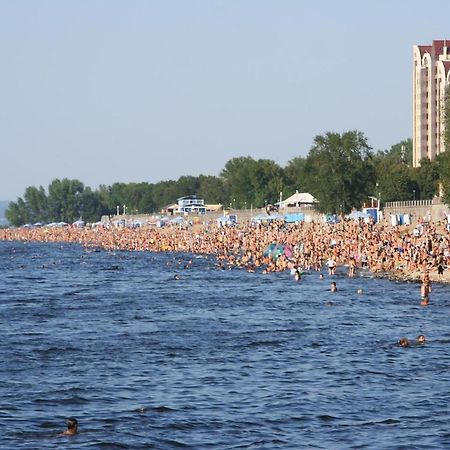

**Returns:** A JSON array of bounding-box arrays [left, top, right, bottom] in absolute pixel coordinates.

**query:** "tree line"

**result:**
[[5, 128, 450, 226]]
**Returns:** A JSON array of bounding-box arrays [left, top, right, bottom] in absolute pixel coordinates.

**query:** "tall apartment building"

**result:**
[[413, 40, 450, 167]]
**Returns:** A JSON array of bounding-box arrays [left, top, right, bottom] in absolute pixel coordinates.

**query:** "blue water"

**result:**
[[1, 241, 450, 449]]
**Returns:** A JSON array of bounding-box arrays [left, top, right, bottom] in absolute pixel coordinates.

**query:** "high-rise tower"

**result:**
[[413, 40, 450, 167]]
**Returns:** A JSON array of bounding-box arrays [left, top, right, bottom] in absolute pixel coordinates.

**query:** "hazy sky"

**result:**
[[1, 0, 449, 200]]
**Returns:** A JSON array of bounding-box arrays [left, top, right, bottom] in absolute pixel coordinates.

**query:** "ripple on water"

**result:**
[[0, 241, 449, 448]]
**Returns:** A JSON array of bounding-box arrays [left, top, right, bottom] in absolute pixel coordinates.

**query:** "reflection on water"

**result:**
[[1, 241, 450, 449]]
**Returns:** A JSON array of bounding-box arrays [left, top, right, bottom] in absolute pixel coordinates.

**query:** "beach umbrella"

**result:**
[[263, 243, 277, 257], [283, 245, 293, 258]]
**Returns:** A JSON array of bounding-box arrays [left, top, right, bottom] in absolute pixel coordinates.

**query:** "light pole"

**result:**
[[413, 189, 416, 201]]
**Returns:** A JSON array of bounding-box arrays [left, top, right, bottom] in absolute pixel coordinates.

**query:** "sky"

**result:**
[[1, 0, 449, 200]]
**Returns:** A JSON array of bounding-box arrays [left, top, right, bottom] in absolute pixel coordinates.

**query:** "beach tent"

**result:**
[[217, 215, 237, 227], [169, 216, 187, 226], [280, 191, 318, 207]]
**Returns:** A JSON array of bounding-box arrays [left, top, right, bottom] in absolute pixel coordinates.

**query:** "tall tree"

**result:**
[[23, 186, 48, 223], [303, 131, 374, 214], [5, 198, 30, 226], [221, 157, 283, 208], [197, 175, 227, 204], [437, 150, 450, 204], [47, 178, 84, 222], [385, 139, 413, 166], [412, 158, 439, 199], [283, 156, 308, 196], [375, 155, 416, 202]]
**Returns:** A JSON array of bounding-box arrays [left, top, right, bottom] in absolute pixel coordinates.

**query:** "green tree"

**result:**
[[437, 150, 450, 204], [197, 175, 228, 205], [375, 155, 416, 202], [23, 186, 49, 223], [221, 157, 283, 208], [79, 188, 108, 222], [174, 176, 200, 199], [412, 158, 439, 199], [5, 198, 30, 226], [47, 178, 85, 222], [151, 180, 179, 211], [303, 131, 374, 214], [283, 156, 308, 195], [386, 139, 413, 165]]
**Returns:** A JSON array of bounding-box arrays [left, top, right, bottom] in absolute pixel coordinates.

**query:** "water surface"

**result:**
[[1, 241, 450, 449]]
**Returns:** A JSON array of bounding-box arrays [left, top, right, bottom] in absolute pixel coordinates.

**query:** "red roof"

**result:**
[[442, 61, 450, 75], [417, 41, 450, 57], [417, 45, 432, 57], [432, 40, 448, 56]]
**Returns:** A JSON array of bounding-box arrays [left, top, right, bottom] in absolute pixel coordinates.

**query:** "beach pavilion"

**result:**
[[279, 191, 318, 207]]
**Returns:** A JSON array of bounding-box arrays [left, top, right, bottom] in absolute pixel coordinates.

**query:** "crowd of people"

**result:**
[[1, 217, 449, 282]]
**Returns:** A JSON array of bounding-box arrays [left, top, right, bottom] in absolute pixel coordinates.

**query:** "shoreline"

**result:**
[[1, 219, 449, 287]]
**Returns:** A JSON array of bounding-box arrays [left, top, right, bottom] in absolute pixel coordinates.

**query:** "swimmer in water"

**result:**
[[330, 281, 337, 292], [417, 334, 426, 344], [60, 417, 78, 436], [421, 272, 431, 301], [420, 296, 429, 306], [294, 268, 302, 281], [398, 338, 409, 347], [357, 288, 363, 295]]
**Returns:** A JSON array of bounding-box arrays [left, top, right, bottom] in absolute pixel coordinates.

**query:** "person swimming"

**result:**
[[417, 334, 426, 344], [398, 338, 409, 347], [60, 417, 78, 436], [330, 281, 337, 292]]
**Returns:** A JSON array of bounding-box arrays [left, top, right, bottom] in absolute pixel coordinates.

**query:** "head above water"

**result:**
[[66, 417, 78, 430]]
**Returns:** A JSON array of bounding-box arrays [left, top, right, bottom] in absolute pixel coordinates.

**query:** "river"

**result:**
[[1, 241, 450, 449]]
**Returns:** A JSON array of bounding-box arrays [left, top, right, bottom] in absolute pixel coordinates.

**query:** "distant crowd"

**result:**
[[1, 218, 449, 280]]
